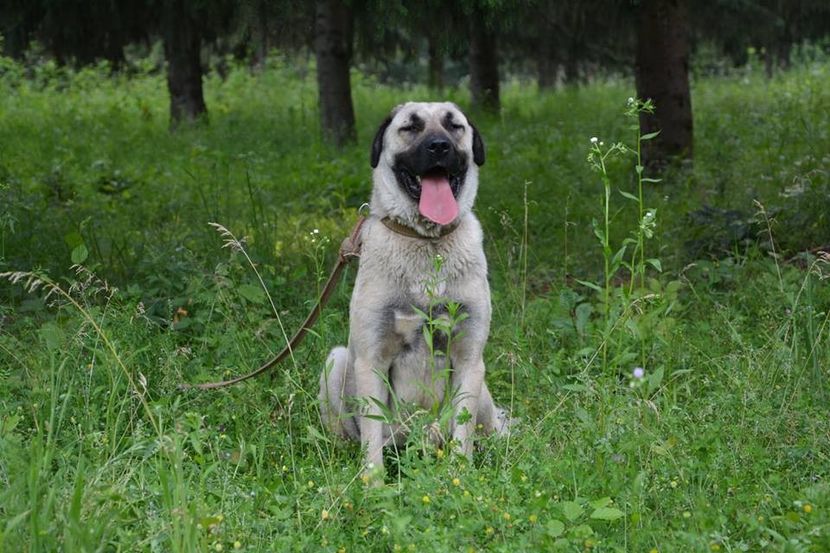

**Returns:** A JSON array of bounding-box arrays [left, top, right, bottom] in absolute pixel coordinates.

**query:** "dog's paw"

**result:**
[[493, 408, 519, 436]]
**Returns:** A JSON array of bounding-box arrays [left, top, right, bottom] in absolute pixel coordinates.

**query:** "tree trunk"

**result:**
[[427, 30, 444, 90], [536, 32, 556, 90], [776, 40, 792, 71], [314, 0, 356, 146], [634, 0, 693, 168], [469, 15, 500, 113], [163, 0, 207, 127], [563, 39, 582, 85], [764, 44, 775, 79], [251, 0, 269, 72]]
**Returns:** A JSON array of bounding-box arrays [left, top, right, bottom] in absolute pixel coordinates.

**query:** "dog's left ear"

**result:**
[[470, 121, 486, 166], [370, 115, 393, 168]]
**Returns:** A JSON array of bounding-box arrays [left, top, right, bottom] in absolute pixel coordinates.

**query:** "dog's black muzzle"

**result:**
[[393, 132, 468, 201]]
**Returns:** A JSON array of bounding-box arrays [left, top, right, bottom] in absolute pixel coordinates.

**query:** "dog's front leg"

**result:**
[[354, 355, 390, 475], [448, 354, 485, 458]]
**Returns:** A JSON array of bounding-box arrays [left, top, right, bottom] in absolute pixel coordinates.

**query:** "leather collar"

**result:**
[[380, 216, 459, 239]]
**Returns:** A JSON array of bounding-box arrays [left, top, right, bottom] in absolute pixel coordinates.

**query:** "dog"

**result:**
[[318, 102, 511, 476]]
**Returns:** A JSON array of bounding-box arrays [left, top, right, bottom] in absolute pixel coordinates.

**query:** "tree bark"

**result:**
[[469, 15, 500, 113], [314, 0, 356, 146], [537, 32, 557, 90], [163, 0, 207, 127], [776, 40, 792, 71], [251, 0, 269, 72], [427, 30, 444, 90], [635, 0, 693, 168], [563, 57, 580, 85], [764, 44, 775, 79]]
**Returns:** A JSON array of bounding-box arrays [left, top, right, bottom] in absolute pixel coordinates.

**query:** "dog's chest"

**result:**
[[351, 215, 489, 350], [388, 307, 452, 409], [360, 227, 481, 301]]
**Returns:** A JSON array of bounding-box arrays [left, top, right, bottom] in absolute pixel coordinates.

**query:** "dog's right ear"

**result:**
[[370, 115, 393, 168], [470, 122, 486, 166]]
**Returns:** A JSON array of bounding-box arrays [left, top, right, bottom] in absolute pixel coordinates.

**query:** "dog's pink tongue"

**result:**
[[419, 175, 458, 225]]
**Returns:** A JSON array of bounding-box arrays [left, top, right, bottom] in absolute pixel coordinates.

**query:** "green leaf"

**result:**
[[575, 279, 603, 293], [611, 245, 628, 267], [545, 519, 565, 537], [305, 424, 330, 444], [70, 244, 88, 264], [647, 366, 665, 394], [650, 442, 670, 455], [590, 507, 624, 521], [389, 514, 412, 536], [39, 321, 63, 351], [3, 509, 31, 533], [172, 317, 191, 330], [63, 231, 84, 248], [237, 283, 266, 304], [189, 433, 203, 456], [574, 303, 593, 336], [646, 258, 662, 272], [422, 325, 433, 349], [368, 397, 394, 421], [569, 523, 594, 538], [640, 130, 661, 141], [642, 177, 662, 183], [562, 501, 583, 521], [574, 407, 595, 429], [199, 514, 223, 529], [619, 190, 639, 201], [1, 414, 22, 435], [590, 497, 612, 509], [455, 406, 472, 425]]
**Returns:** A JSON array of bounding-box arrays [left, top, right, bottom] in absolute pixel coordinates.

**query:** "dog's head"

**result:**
[[369, 102, 485, 232]]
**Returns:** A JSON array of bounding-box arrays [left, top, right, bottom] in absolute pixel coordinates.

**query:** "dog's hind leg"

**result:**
[[319, 347, 360, 440], [476, 381, 514, 437]]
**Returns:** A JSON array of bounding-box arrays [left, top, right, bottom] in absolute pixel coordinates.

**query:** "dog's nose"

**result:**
[[426, 137, 451, 156]]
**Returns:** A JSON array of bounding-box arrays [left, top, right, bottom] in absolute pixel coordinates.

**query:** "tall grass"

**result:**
[[1, 54, 829, 551]]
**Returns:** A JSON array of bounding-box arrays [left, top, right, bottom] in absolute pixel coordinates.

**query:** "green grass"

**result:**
[[1, 55, 829, 551]]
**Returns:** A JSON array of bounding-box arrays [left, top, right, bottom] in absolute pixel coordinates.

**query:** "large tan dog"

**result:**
[[319, 102, 510, 475]]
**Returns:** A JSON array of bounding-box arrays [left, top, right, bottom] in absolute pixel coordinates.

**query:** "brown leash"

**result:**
[[179, 216, 366, 391]]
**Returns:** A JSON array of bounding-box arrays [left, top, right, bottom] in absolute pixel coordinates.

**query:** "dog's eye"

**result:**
[[399, 125, 416, 133], [451, 124, 465, 132]]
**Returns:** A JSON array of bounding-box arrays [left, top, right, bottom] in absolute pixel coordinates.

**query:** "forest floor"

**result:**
[[1, 57, 829, 551]]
